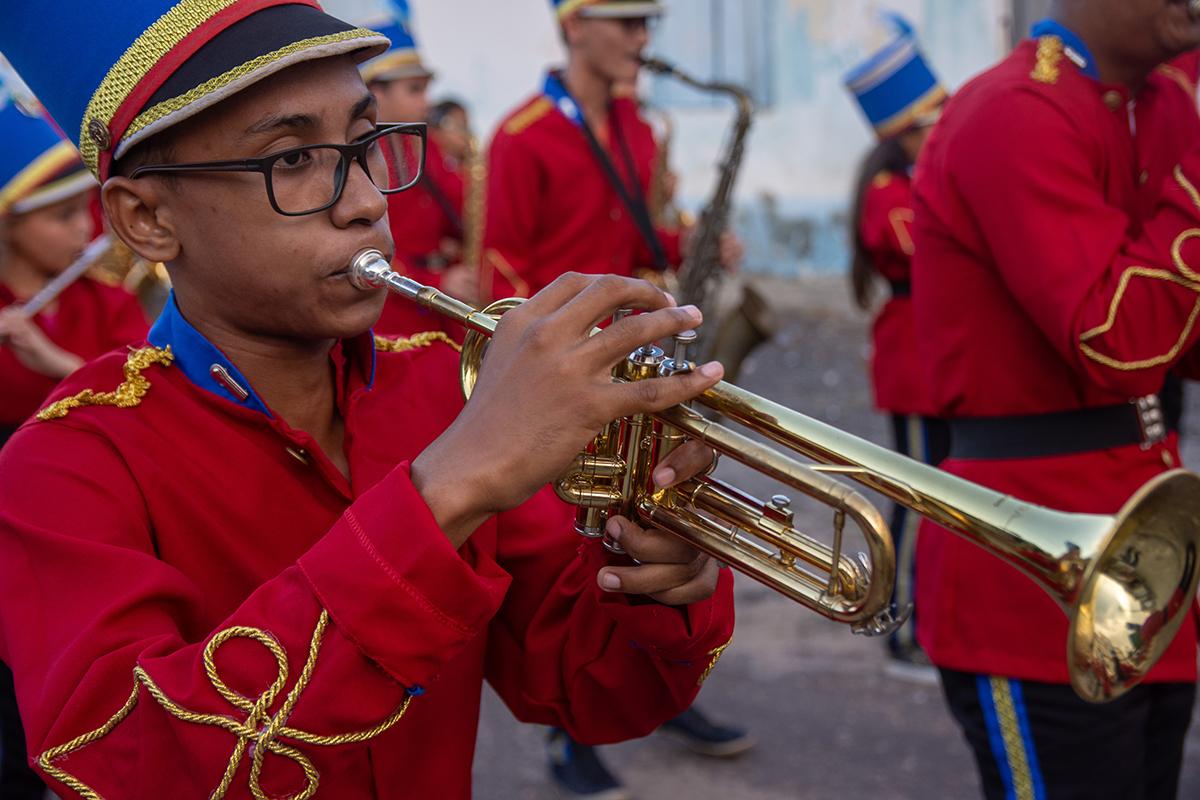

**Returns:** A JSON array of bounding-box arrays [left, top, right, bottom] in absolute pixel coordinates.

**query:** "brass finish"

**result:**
[[461, 135, 487, 276], [349, 249, 1200, 703]]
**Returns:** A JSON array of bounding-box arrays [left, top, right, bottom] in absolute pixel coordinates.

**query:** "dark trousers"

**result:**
[[940, 668, 1195, 800], [0, 662, 43, 799], [887, 415, 950, 655]]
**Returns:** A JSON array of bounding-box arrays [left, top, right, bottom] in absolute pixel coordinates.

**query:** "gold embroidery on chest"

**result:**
[[36, 611, 416, 800], [374, 331, 463, 354], [1031, 36, 1063, 85], [36, 346, 174, 421]]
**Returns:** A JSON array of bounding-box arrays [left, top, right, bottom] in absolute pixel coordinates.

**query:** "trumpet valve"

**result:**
[[659, 329, 698, 377]]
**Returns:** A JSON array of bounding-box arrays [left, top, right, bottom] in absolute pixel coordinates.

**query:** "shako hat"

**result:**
[[0, 63, 94, 216], [0, 1, 390, 181], [323, 0, 434, 83], [552, 0, 665, 21], [844, 13, 946, 139]]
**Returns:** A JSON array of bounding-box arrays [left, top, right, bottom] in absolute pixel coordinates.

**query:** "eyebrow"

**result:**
[[240, 93, 377, 141]]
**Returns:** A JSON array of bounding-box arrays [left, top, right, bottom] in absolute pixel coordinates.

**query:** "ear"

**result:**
[[101, 176, 181, 264], [561, 17, 584, 48]]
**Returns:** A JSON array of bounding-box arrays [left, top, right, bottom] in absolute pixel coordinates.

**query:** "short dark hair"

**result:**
[[429, 98, 467, 127], [110, 132, 177, 182]]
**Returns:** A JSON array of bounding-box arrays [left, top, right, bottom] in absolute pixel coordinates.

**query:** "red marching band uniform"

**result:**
[[912, 28, 1200, 687], [481, 71, 682, 302], [0, 2, 736, 798]]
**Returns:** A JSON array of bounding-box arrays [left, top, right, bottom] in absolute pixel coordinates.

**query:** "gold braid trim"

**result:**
[[36, 346, 174, 421], [374, 331, 463, 354], [1079, 168, 1200, 370], [988, 678, 1036, 800], [504, 97, 554, 136], [697, 638, 732, 686], [80, 0, 242, 174], [888, 208, 916, 257], [124, 29, 382, 147], [37, 611, 415, 800], [1031, 36, 1063, 85]]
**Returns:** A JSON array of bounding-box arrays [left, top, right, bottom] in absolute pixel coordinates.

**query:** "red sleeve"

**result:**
[[483, 489, 735, 745], [0, 423, 508, 796], [927, 88, 1200, 397], [480, 131, 540, 302], [861, 176, 915, 265]]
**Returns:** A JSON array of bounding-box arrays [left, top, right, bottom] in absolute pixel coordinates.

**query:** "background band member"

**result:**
[[0, 78, 147, 800], [912, 3, 1200, 796], [0, 1, 736, 797], [482, 0, 685, 304], [326, 0, 476, 335], [482, 2, 752, 798], [843, 16, 950, 671]]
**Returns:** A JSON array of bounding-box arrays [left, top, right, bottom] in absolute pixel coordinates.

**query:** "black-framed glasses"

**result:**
[[128, 122, 427, 216]]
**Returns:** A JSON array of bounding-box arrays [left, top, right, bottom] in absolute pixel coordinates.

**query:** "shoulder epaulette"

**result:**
[[374, 332, 462, 354], [503, 97, 554, 136], [1156, 64, 1198, 105], [37, 345, 173, 421], [1031, 36, 1064, 85], [872, 171, 895, 189]]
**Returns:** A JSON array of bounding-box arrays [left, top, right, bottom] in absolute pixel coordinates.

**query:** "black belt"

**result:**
[[889, 280, 911, 298], [948, 396, 1168, 460]]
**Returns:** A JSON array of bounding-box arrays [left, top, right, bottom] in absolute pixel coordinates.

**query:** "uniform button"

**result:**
[[1139, 170, 1150, 185], [610, 208, 622, 221], [1103, 91, 1123, 111], [1162, 450, 1176, 468]]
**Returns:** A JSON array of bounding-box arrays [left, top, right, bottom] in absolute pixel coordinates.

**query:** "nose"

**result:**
[[330, 156, 388, 229]]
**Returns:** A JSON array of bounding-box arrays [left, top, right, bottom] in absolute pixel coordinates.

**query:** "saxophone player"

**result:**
[[481, 2, 750, 797], [479, 0, 742, 305]]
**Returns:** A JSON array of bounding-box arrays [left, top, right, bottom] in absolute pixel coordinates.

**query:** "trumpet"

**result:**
[[349, 249, 1200, 703]]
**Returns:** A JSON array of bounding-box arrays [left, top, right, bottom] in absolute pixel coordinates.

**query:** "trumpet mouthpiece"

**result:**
[[348, 249, 390, 291]]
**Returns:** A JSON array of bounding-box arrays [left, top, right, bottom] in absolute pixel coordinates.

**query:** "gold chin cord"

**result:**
[[350, 249, 1200, 704]]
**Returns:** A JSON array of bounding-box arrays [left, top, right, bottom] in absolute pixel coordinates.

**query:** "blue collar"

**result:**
[[543, 71, 586, 129], [1031, 19, 1099, 80], [148, 292, 273, 416]]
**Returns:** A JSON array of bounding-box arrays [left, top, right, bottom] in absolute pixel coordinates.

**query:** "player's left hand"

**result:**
[[596, 439, 721, 605], [0, 307, 84, 379]]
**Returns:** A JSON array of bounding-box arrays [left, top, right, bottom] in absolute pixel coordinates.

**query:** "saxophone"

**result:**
[[640, 57, 769, 376]]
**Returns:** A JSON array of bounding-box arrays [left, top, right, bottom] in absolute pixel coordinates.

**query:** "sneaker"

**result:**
[[546, 728, 631, 800], [657, 706, 756, 758]]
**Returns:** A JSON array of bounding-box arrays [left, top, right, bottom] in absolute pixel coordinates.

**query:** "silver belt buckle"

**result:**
[[1133, 395, 1167, 449]]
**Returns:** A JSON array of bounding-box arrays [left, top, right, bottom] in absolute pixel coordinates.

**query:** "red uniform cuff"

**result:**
[[581, 541, 735, 662], [298, 463, 510, 688]]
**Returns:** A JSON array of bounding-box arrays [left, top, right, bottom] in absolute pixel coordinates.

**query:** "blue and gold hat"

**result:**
[[324, 0, 433, 83], [0, 65, 94, 217], [552, 0, 665, 21], [844, 14, 946, 139], [0, 1, 390, 182]]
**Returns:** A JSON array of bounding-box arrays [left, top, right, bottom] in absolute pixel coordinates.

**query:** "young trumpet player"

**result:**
[[912, 1, 1200, 796], [0, 2, 735, 797]]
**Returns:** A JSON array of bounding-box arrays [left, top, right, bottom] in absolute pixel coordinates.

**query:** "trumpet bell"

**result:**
[[1070, 470, 1200, 702]]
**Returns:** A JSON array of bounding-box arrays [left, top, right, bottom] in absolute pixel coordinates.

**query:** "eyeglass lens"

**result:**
[[269, 129, 421, 214]]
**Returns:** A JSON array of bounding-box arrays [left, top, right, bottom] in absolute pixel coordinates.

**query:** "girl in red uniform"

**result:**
[[0, 96, 147, 448], [845, 17, 949, 668], [0, 80, 147, 799]]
